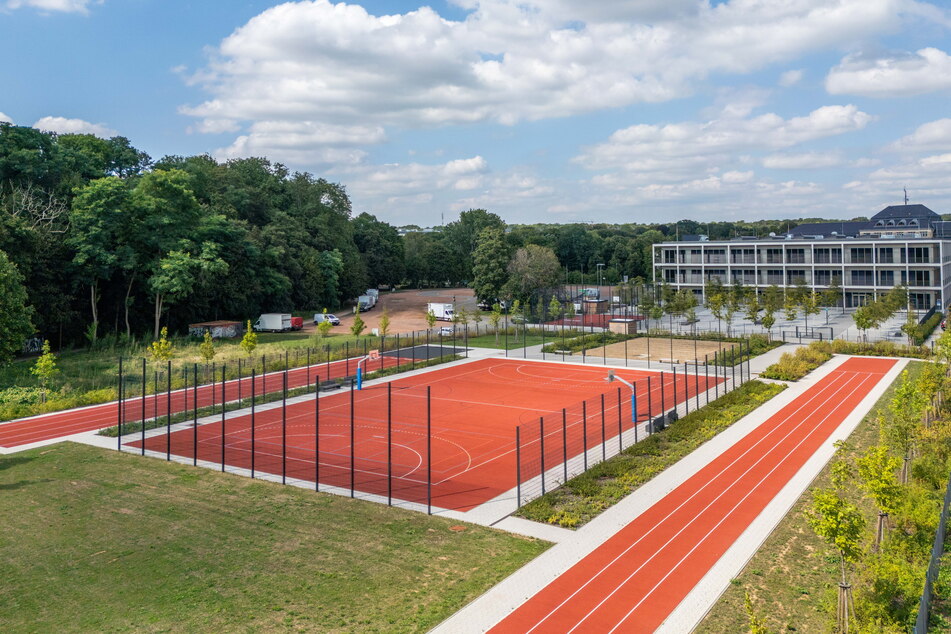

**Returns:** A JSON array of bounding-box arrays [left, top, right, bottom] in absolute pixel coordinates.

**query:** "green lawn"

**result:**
[[0, 443, 548, 633]]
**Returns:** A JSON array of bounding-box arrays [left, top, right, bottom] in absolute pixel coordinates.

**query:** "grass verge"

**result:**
[[696, 360, 925, 633], [515, 380, 786, 528], [0, 443, 548, 633]]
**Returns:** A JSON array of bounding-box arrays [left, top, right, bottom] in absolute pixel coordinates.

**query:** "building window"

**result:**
[[664, 250, 676, 264], [908, 247, 931, 263], [878, 270, 895, 286], [850, 247, 872, 263], [908, 270, 931, 287], [664, 270, 676, 282], [765, 269, 784, 285], [787, 248, 806, 264], [787, 270, 807, 285], [910, 293, 932, 309], [851, 270, 874, 285], [814, 270, 832, 286], [876, 247, 894, 263]]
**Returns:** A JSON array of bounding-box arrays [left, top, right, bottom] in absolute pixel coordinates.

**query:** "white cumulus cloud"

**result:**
[[891, 118, 951, 153], [763, 152, 843, 169], [181, 0, 915, 169], [5, 0, 100, 14], [779, 69, 803, 87], [0, 112, 13, 124], [32, 116, 117, 138], [826, 48, 951, 97], [577, 105, 872, 173]]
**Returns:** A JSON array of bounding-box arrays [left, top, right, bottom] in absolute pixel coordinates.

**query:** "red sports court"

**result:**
[[128, 358, 724, 511]]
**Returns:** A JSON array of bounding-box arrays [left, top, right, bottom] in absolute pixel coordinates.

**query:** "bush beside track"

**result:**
[[759, 343, 834, 381]]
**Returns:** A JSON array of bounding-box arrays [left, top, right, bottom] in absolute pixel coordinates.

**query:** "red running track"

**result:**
[[127, 358, 723, 511], [0, 355, 401, 448], [489, 356, 895, 633]]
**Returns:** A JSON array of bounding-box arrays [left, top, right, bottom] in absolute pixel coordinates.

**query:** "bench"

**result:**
[[319, 380, 342, 392]]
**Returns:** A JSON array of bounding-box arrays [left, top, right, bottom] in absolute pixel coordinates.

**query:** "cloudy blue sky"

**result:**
[[2, 0, 951, 226]]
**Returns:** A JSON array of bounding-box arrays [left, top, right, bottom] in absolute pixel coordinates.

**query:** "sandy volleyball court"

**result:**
[[584, 337, 736, 364]]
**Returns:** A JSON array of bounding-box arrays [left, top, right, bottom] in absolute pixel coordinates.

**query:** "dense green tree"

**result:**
[[472, 227, 510, 303], [504, 244, 562, 302], [352, 212, 404, 288], [442, 209, 504, 281], [0, 249, 34, 364]]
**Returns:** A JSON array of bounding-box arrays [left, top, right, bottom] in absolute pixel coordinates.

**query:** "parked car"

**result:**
[[314, 313, 340, 326]]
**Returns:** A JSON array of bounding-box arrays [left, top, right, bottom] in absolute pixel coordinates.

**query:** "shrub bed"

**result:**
[[828, 338, 932, 359], [759, 342, 833, 381]]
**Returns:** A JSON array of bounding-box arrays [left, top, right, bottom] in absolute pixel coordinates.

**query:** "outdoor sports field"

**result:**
[[128, 358, 722, 511], [488, 356, 896, 632]]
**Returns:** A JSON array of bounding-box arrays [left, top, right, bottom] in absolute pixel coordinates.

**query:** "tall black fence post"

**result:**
[[562, 409, 568, 483], [694, 357, 700, 411], [221, 365, 227, 472], [672, 368, 678, 414], [314, 373, 320, 491], [705, 354, 710, 406], [683, 362, 689, 415], [282, 371, 287, 485], [427, 386, 432, 515], [516, 426, 522, 508], [117, 356, 123, 452], [349, 380, 355, 497], [600, 393, 606, 461], [166, 360, 172, 461], [715, 353, 720, 399], [192, 363, 198, 466], [660, 371, 666, 421], [582, 401, 588, 471], [646, 376, 652, 435], [539, 417, 546, 495], [251, 370, 256, 479], [140, 358, 146, 456], [387, 382, 392, 505]]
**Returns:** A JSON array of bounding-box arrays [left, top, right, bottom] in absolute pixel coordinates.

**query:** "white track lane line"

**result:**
[[521, 369, 858, 633]]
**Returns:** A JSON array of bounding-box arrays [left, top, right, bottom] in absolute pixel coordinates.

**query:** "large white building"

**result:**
[[652, 204, 951, 310]]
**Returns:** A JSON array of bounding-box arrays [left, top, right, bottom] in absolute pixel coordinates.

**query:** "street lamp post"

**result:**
[[596, 263, 605, 289]]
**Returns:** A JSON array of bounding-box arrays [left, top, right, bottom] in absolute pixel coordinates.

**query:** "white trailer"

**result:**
[[427, 302, 454, 321], [253, 313, 292, 332]]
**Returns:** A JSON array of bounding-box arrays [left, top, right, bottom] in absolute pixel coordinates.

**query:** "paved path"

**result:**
[[433, 354, 904, 633]]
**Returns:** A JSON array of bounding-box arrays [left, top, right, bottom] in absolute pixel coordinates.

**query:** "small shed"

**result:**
[[188, 320, 243, 339], [608, 319, 638, 335], [582, 299, 608, 315]]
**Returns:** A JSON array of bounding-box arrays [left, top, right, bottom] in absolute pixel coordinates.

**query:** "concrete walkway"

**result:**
[[432, 354, 906, 633]]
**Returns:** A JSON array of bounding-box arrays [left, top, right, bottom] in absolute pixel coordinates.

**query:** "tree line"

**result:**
[[0, 122, 859, 362]]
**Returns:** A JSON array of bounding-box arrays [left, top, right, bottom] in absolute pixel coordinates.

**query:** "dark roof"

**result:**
[[871, 204, 939, 220], [789, 221, 867, 237]]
